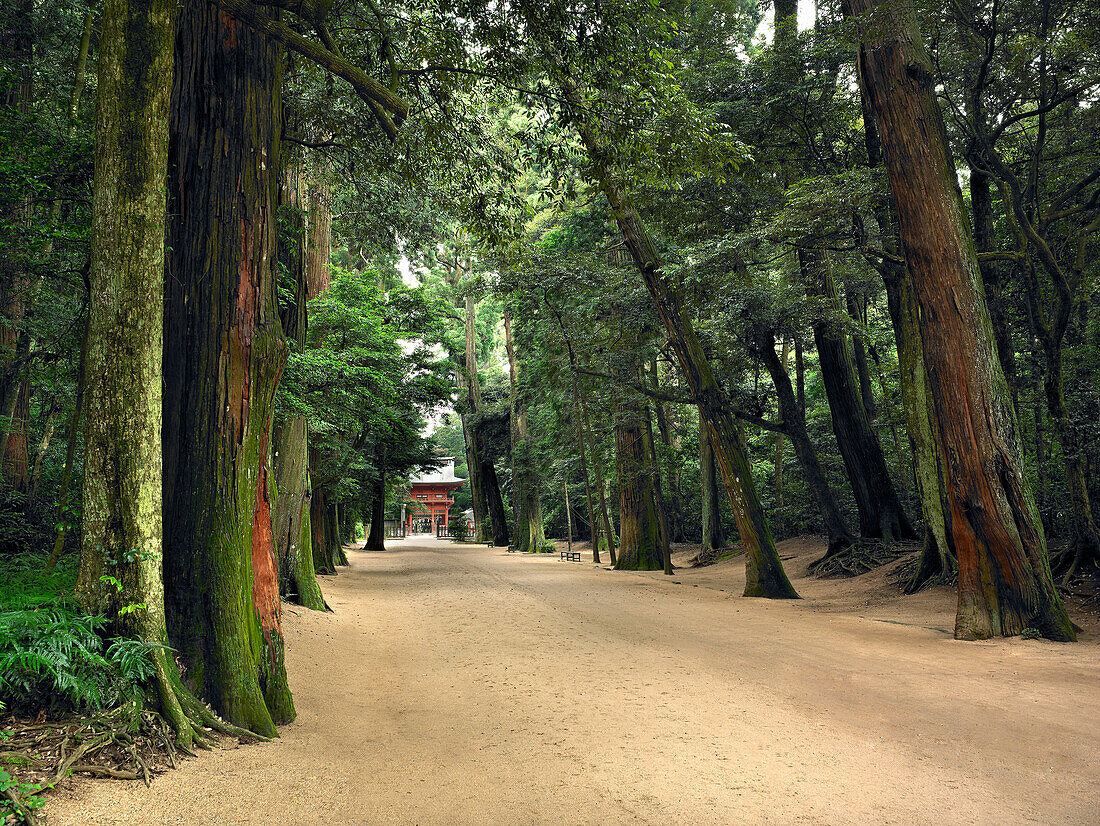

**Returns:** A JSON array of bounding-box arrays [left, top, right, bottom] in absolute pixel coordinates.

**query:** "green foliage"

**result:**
[[0, 608, 157, 714], [450, 519, 469, 542], [0, 767, 45, 822]]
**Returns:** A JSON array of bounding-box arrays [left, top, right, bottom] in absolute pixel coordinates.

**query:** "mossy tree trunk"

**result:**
[[162, 0, 296, 735], [613, 404, 663, 571], [272, 156, 325, 610], [847, 0, 1074, 639], [75, 0, 254, 750], [699, 412, 725, 552]]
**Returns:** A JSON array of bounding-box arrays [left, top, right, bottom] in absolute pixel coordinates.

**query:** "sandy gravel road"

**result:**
[[48, 536, 1099, 825]]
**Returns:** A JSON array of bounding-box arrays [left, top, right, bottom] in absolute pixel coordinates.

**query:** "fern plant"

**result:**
[[0, 608, 157, 713]]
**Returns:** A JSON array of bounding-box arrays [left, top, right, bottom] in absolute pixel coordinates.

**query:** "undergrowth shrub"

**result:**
[[0, 553, 157, 716]]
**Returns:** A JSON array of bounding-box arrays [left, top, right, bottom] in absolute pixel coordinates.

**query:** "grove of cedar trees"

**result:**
[[1, 0, 1096, 742]]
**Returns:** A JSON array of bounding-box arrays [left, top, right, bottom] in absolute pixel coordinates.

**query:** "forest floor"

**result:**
[[46, 535, 1099, 825]]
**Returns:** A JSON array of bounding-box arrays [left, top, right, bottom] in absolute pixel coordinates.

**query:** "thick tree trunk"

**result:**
[[75, 0, 253, 750], [847, 0, 1074, 639], [565, 84, 797, 597], [756, 329, 855, 552], [613, 405, 663, 571], [699, 412, 725, 552], [803, 248, 915, 543], [163, 0, 295, 734], [859, 85, 954, 588]]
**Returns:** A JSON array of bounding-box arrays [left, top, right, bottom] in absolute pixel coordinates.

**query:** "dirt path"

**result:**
[[49, 537, 1099, 825]]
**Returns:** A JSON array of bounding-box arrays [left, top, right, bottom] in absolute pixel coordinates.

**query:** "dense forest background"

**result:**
[[0, 0, 1098, 812]]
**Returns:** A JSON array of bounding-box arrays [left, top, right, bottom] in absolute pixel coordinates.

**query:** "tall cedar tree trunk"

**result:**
[[564, 83, 797, 597], [847, 0, 1074, 639], [860, 89, 954, 588], [699, 413, 725, 552], [613, 404, 663, 570], [365, 462, 386, 550], [802, 248, 915, 542], [76, 0, 252, 749], [163, 0, 296, 735], [755, 329, 855, 551], [272, 157, 325, 610], [503, 310, 546, 552]]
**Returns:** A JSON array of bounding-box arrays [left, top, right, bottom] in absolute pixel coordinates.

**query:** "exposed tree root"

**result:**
[[689, 545, 743, 567], [889, 552, 957, 592], [809, 539, 919, 579], [0, 659, 269, 824]]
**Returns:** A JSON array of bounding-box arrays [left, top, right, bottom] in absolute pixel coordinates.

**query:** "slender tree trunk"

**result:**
[[803, 248, 915, 542], [309, 469, 335, 574], [460, 294, 488, 539], [649, 359, 685, 542], [756, 329, 855, 552], [503, 310, 544, 552], [365, 464, 386, 551], [564, 83, 797, 597], [571, 377, 601, 563], [847, 0, 1074, 639], [771, 337, 789, 508], [642, 392, 674, 575], [162, 0, 295, 733], [1042, 346, 1100, 576]]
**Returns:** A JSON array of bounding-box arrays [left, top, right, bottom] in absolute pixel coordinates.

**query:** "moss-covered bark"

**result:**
[[162, 0, 296, 735], [699, 415, 724, 553], [76, 0, 257, 750], [273, 418, 326, 609], [613, 405, 663, 571]]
